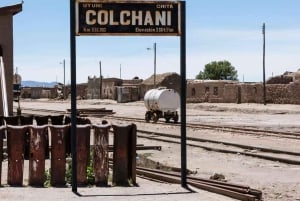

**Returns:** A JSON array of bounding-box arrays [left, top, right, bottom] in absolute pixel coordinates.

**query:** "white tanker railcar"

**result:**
[[144, 87, 180, 123]]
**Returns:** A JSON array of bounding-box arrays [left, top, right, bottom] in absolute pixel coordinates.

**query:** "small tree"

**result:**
[[196, 60, 238, 80]]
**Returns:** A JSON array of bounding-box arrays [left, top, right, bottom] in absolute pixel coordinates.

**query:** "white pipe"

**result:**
[[0, 56, 9, 117]]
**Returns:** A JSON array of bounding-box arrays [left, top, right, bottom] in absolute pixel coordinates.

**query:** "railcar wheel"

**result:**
[[152, 112, 159, 123], [165, 117, 170, 123], [173, 114, 178, 123], [145, 111, 151, 122]]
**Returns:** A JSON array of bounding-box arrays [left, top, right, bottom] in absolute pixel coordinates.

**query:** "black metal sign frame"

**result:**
[[70, 0, 186, 193], [75, 0, 181, 36]]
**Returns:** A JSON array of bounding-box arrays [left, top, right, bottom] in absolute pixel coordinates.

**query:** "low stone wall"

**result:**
[[266, 82, 300, 104], [266, 84, 289, 104], [288, 82, 300, 104]]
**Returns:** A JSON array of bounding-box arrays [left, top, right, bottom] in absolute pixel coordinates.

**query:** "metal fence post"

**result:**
[[49, 125, 70, 186], [76, 124, 91, 186], [20, 115, 34, 160], [35, 115, 50, 159], [129, 124, 137, 185], [93, 124, 110, 186], [6, 125, 27, 186], [112, 124, 136, 186], [28, 125, 48, 186]]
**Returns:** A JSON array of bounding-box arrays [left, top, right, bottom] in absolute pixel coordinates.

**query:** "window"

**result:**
[[191, 88, 196, 96], [213, 87, 218, 96], [205, 87, 209, 93], [253, 87, 257, 94]]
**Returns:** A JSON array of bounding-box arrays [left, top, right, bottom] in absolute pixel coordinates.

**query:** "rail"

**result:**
[[136, 167, 262, 201], [137, 129, 300, 165]]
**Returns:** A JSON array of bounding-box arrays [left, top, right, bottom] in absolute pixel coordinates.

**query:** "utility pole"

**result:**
[[262, 23, 266, 105], [120, 64, 122, 79], [153, 42, 156, 88], [147, 43, 157, 88], [63, 59, 65, 99], [99, 61, 102, 99], [60, 59, 66, 99]]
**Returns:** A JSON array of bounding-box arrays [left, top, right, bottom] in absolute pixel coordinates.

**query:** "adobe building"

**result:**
[[140, 72, 181, 97], [186, 69, 300, 104], [0, 3, 22, 116], [187, 80, 239, 103], [87, 76, 123, 100]]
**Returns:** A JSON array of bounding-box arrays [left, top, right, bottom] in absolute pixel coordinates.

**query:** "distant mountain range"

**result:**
[[21, 80, 58, 88]]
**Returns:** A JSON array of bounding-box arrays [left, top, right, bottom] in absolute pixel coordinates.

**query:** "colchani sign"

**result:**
[[75, 0, 181, 36]]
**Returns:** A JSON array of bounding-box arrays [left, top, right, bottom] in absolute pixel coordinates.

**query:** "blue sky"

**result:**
[[1, 0, 300, 83]]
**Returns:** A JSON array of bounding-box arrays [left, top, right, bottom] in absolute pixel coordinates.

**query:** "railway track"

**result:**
[[19, 107, 300, 140], [103, 115, 300, 140], [137, 129, 300, 165], [136, 166, 262, 201], [19, 107, 66, 115], [20, 107, 300, 164], [17, 106, 271, 200]]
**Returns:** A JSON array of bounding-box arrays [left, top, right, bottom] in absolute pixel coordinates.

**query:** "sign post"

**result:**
[[70, 0, 187, 192], [180, 1, 186, 188], [70, 0, 77, 193]]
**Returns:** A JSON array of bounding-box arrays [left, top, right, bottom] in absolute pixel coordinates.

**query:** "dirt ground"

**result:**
[[8, 99, 300, 200], [119, 101, 300, 201]]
